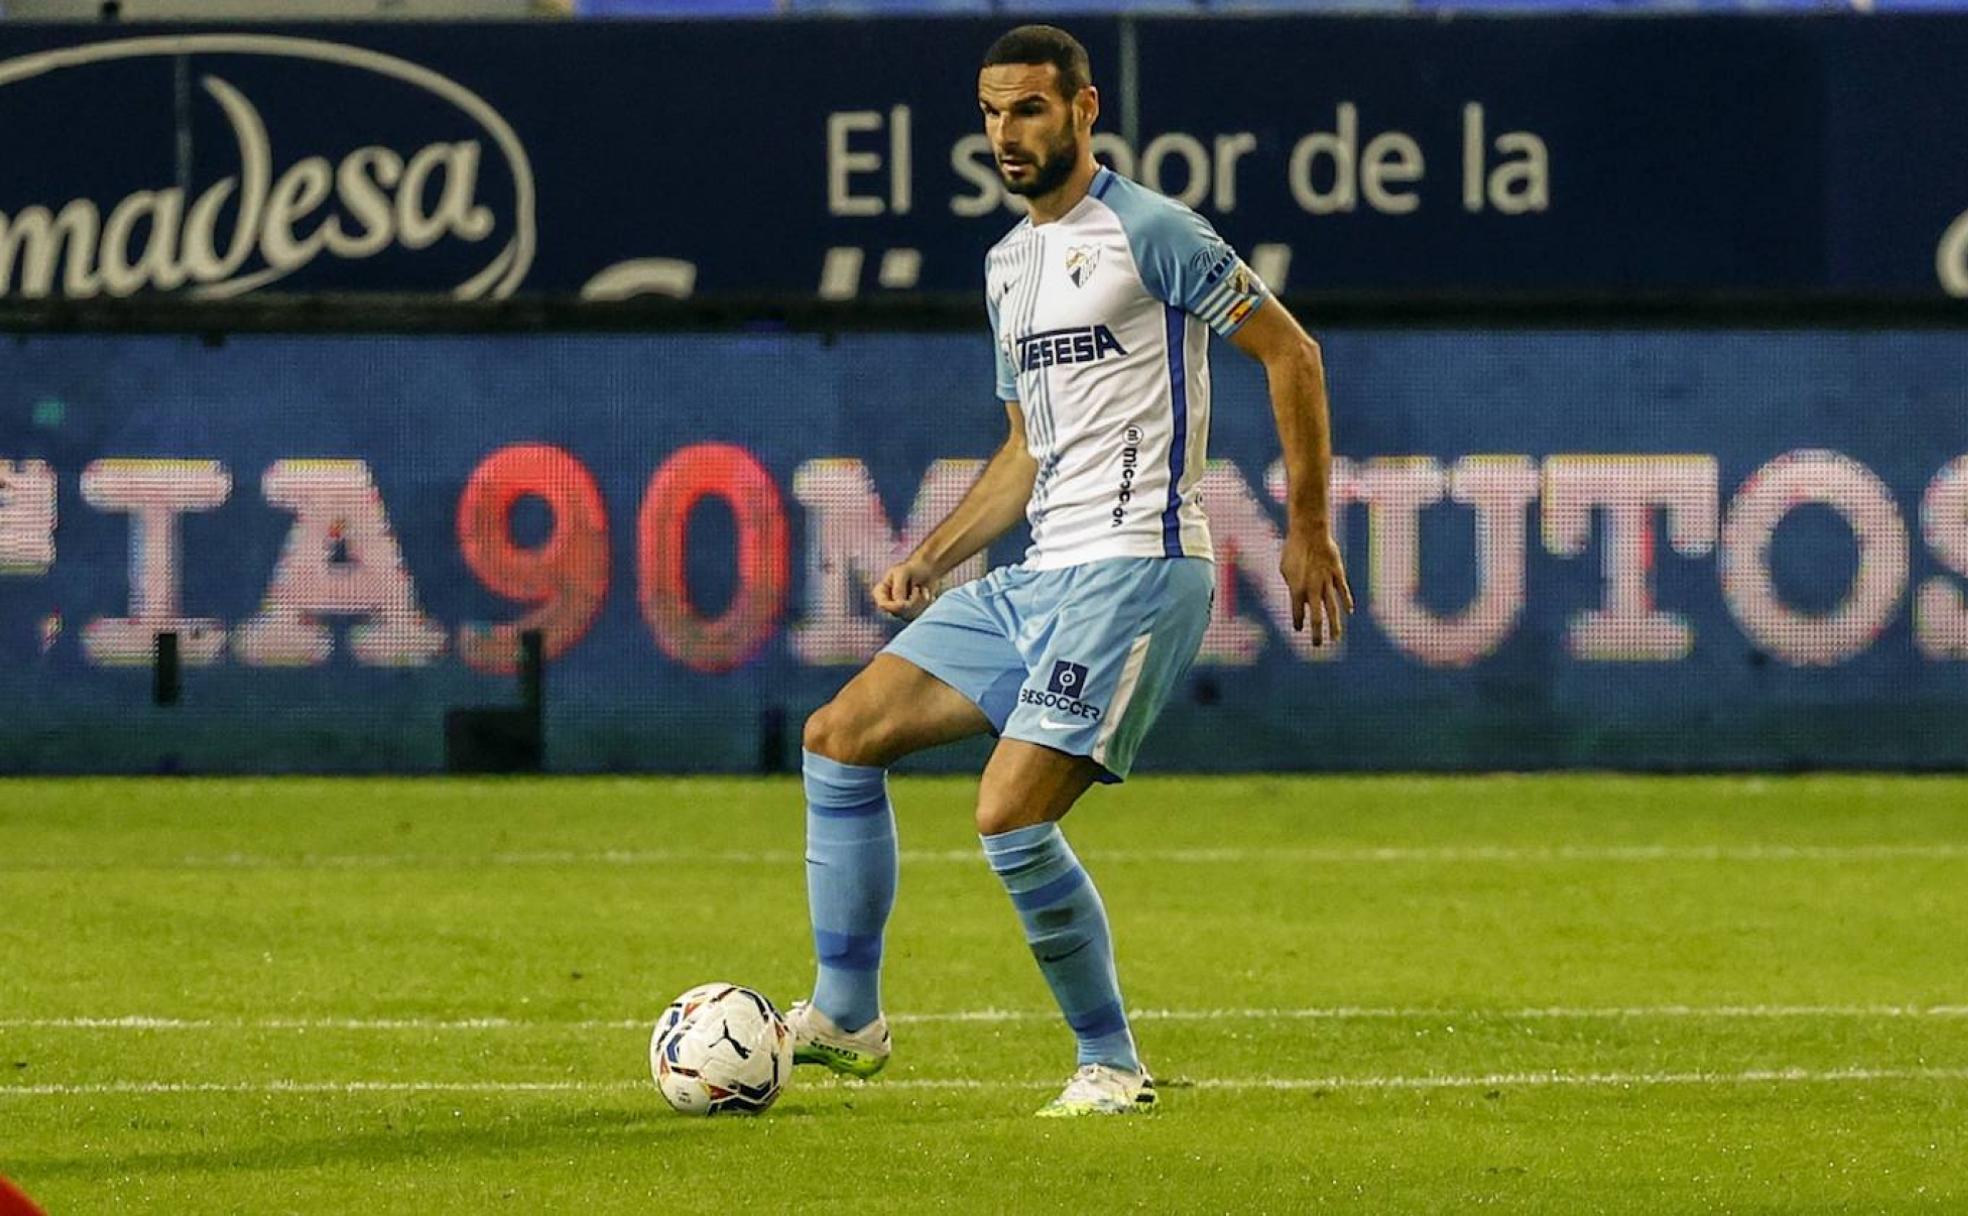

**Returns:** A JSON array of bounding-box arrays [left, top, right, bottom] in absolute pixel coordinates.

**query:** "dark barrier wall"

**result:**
[[3, 326, 1966, 773], [4, 18, 1968, 300]]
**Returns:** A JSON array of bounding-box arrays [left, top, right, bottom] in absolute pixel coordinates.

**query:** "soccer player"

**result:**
[[788, 24, 1351, 1117]]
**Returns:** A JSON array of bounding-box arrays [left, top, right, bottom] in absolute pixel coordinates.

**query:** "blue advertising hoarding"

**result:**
[[2, 325, 1965, 773], [1, 18, 1967, 301]]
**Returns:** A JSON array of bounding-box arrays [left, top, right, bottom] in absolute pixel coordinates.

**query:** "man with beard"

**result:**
[[787, 24, 1350, 1116]]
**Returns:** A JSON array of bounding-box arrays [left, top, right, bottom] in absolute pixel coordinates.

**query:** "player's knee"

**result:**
[[802, 702, 849, 760], [974, 800, 1012, 837], [974, 793, 1043, 837], [803, 701, 886, 768]]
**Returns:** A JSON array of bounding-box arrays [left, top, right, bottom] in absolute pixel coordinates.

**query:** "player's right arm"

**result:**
[[873, 401, 1035, 620]]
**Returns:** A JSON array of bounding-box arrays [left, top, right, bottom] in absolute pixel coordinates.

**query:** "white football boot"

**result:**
[[786, 1000, 891, 1079], [1035, 1063, 1159, 1117]]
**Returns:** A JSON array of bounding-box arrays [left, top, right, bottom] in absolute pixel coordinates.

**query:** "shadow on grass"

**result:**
[[7, 1100, 819, 1182], [5, 1083, 1037, 1185]]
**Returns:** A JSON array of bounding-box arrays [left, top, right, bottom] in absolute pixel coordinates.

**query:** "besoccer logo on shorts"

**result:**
[[1047, 661, 1089, 696]]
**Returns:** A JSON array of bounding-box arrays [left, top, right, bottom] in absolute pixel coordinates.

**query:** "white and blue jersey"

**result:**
[[885, 167, 1266, 780], [985, 164, 1270, 570]]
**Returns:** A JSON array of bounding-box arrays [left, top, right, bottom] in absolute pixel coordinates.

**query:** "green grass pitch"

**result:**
[[2, 774, 1965, 1212]]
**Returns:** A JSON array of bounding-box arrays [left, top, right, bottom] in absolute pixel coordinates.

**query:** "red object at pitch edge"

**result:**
[[0, 1176, 47, 1216]]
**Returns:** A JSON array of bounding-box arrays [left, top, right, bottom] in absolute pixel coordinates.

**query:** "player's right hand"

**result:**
[[873, 558, 937, 622]]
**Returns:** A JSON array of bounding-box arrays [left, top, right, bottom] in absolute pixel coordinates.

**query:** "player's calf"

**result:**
[[802, 749, 897, 1035], [980, 816, 1145, 1077]]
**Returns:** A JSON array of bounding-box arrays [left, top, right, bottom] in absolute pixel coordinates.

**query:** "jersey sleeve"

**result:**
[[986, 277, 1018, 402], [1123, 201, 1270, 338]]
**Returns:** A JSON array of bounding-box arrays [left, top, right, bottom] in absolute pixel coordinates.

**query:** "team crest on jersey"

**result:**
[[1064, 244, 1100, 288]]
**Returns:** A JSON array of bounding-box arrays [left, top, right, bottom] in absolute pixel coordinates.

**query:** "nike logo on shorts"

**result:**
[[1039, 715, 1078, 731]]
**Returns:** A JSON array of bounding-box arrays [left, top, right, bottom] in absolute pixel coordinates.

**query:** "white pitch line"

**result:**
[[6, 1067, 1968, 1099], [4, 843, 1965, 872], [6, 1005, 1968, 1032], [1180, 1067, 1968, 1092], [904, 1004, 1968, 1024], [0, 1080, 647, 1096]]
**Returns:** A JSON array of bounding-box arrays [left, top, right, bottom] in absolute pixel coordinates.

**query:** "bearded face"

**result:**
[[996, 112, 1081, 198], [979, 63, 1094, 203]]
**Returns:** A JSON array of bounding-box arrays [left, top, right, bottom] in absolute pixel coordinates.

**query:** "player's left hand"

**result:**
[[1281, 523, 1353, 646]]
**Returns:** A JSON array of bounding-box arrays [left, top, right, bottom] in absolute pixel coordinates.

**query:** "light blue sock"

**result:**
[[804, 749, 896, 1033], [981, 823, 1140, 1072]]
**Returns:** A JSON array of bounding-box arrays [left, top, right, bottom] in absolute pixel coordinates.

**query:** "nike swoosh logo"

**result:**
[[1039, 715, 1079, 731], [1037, 940, 1091, 964]]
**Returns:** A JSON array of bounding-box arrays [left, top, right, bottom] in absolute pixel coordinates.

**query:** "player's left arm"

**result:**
[[1123, 198, 1354, 643], [1229, 299, 1354, 644]]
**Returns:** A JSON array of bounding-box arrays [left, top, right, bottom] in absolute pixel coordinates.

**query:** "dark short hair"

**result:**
[[982, 25, 1091, 100]]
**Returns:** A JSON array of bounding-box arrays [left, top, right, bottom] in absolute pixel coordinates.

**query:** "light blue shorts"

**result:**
[[884, 556, 1213, 782]]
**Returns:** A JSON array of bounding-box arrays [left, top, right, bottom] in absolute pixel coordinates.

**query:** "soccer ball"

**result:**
[[649, 982, 791, 1116]]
